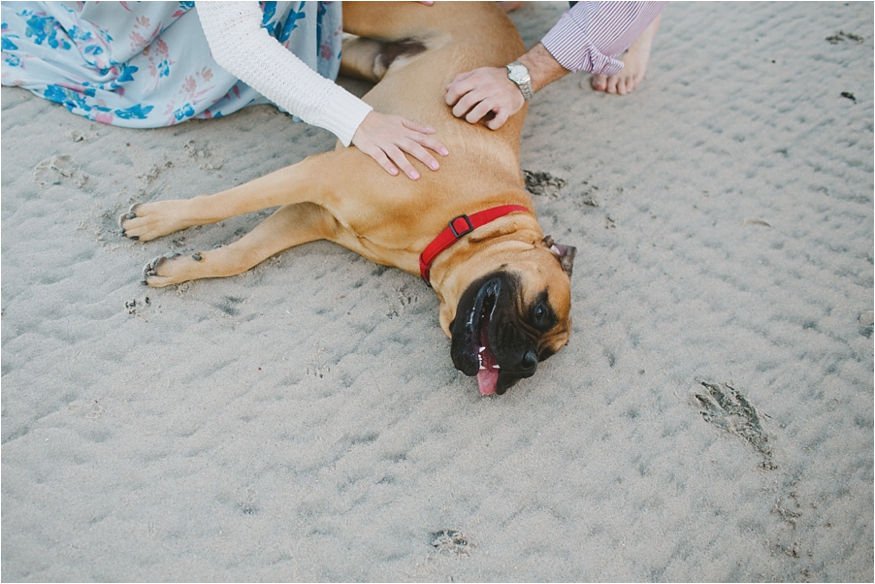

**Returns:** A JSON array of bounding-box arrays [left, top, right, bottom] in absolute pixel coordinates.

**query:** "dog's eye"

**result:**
[[533, 303, 549, 325], [531, 293, 557, 330]]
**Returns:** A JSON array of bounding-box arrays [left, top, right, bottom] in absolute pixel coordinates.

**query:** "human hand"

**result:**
[[352, 111, 448, 180], [444, 66, 525, 130]]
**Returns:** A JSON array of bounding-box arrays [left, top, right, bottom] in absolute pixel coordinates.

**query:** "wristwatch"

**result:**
[[505, 61, 533, 101]]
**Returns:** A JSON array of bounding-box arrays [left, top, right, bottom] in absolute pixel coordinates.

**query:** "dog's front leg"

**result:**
[[120, 154, 333, 242], [142, 202, 336, 287]]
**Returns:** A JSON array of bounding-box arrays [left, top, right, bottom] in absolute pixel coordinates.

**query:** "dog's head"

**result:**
[[445, 236, 575, 395]]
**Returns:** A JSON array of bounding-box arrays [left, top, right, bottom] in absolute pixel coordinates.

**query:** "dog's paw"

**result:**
[[120, 200, 189, 242], [142, 252, 193, 287]]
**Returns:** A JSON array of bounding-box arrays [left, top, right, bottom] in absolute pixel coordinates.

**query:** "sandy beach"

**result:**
[[2, 2, 872, 581]]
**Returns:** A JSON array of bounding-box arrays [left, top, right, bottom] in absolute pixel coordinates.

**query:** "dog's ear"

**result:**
[[542, 235, 576, 277]]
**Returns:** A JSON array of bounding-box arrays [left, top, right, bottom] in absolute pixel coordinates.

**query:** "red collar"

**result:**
[[419, 205, 530, 286]]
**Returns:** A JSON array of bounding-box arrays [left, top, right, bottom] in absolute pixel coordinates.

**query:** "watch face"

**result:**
[[508, 63, 528, 83]]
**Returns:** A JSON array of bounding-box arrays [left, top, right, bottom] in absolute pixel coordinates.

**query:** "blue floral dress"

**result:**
[[1, 1, 343, 127]]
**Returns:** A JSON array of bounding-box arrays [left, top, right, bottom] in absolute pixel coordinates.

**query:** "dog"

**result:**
[[119, 2, 576, 396]]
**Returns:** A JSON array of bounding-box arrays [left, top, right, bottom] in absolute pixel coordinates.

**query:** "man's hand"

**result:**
[[352, 111, 449, 180], [445, 43, 570, 130], [444, 66, 526, 130]]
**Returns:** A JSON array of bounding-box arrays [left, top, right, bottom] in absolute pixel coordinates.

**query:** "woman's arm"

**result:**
[[197, 2, 447, 179], [196, 1, 370, 146]]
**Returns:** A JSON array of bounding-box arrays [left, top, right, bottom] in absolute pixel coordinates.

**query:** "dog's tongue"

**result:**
[[477, 345, 499, 395]]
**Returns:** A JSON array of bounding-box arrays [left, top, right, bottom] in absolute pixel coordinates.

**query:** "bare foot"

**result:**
[[591, 14, 660, 95]]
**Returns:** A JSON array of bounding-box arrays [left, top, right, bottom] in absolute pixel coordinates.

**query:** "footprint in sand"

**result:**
[[523, 169, 566, 198], [430, 530, 474, 557], [33, 154, 89, 188], [695, 381, 776, 470]]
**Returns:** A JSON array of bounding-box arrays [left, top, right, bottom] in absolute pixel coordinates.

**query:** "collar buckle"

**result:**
[[449, 215, 474, 238]]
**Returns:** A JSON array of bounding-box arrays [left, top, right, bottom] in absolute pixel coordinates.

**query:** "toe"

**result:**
[[144, 256, 161, 277], [606, 77, 618, 94], [119, 204, 140, 224], [119, 204, 142, 239], [142, 252, 182, 287], [118, 211, 136, 228], [144, 252, 179, 275]]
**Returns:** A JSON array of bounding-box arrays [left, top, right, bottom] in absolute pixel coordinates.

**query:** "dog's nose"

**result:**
[[518, 350, 538, 377]]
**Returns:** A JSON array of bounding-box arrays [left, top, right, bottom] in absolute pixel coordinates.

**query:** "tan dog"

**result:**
[[120, 2, 576, 395]]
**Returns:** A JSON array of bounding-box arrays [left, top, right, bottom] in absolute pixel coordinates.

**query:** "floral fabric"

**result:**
[[1, 1, 343, 127]]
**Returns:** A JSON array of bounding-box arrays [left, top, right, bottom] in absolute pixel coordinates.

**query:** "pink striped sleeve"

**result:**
[[541, 1, 668, 76]]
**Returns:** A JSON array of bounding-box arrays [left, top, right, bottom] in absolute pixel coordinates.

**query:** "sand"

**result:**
[[1, 2, 872, 581]]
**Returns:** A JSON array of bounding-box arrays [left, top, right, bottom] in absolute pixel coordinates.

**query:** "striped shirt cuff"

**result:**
[[542, 11, 625, 76], [541, 2, 667, 76]]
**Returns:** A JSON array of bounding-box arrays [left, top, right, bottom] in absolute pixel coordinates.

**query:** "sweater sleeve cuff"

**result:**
[[541, 12, 625, 77], [315, 88, 373, 147]]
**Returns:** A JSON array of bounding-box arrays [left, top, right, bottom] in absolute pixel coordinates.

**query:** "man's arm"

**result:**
[[445, 1, 666, 130]]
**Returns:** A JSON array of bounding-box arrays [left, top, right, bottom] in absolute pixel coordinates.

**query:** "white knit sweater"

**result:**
[[196, 1, 372, 146]]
